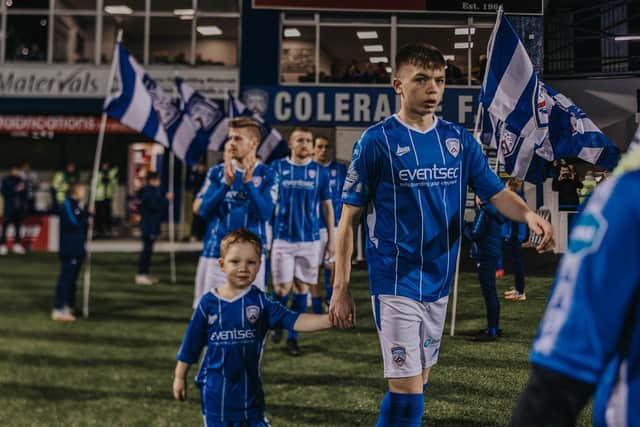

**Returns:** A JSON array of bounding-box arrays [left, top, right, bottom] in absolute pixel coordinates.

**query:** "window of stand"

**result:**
[[0, 0, 241, 65], [280, 14, 491, 86]]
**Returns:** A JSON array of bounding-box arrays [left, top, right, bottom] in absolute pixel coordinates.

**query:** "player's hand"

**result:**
[[525, 211, 554, 253], [329, 287, 355, 329], [223, 160, 235, 186], [166, 192, 174, 201], [324, 241, 335, 263], [172, 377, 187, 401], [242, 152, 257, 184]]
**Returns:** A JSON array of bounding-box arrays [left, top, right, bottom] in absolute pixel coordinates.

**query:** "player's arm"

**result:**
[[331, 203, 362, 328], [489, 189, 553, 252], [245, 170, 277, 222], [294, 313, 332, 331], [174, 305, 208, 401], [510, 364, 594, 426], [198, 175, 229, 219], [173, 361, 191, 401]]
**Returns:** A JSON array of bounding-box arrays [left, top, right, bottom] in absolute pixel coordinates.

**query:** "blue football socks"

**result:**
[[375, 392, 424, 427], [312, 296, 323, 314], [288, 293, 308, 341]]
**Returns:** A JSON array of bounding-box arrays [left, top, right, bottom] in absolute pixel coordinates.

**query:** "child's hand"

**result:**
[[173, 377, 187, 401]]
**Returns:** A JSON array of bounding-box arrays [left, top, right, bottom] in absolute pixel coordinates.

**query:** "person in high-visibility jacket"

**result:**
[[51, 162, 79, 213], [95, 162, 118, 237]]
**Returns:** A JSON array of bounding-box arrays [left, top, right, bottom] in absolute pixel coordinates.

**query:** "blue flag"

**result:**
[[228, 92, 289, 163], [104, 43, 201, 164], [479, 12, 620, 182], [176, 78, 229, 155]]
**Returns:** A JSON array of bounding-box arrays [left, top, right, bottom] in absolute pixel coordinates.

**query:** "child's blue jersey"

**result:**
[[198, 162, 278, 258], [318, 161, 347, 229], [530, 171, 640, 427], [177, 286, 300, 422], [342, 115, 504, 302], [272, 158, 331, 243]]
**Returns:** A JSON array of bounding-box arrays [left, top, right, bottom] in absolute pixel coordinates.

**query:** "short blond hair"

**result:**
[[229, 117, 261, 142], [219, 228, 262, 259]]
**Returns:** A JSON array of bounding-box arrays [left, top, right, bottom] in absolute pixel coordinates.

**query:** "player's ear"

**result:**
[[392, 76, 403, 96], [218, 258, 224, 269]]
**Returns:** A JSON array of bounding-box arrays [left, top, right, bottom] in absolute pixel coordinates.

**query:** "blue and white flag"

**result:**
[[104, 44, 201, 164], [176, 78, 228, 153], [228, 92, 289, 163], [479, 12, 619, 182]]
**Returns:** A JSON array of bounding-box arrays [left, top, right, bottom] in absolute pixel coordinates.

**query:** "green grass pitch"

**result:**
[[0, 252, 591, 426]]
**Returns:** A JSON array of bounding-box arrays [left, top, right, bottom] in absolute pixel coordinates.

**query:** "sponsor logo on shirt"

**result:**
[[245, 305, 260, 324], [567, 212, 607, 255], [391, 346, 407, 366], [445, 138, 460, 158], [282, 179, 315, 190], [398, 164, 459, 187], [396, 145, 411, 157], [210, 328, 256, 342]]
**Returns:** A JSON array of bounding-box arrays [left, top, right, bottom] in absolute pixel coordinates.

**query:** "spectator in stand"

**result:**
[[94, 162, 119, 238], [445, 59, 465, 84], [20, 161, 39, 215], [52, 162, 79, 212], [187, 161, 207, 242], [552, 164, 582, 211], [0, 165, 28, 255], [344, 60, 362, 82], [578, 170, 597, 205]]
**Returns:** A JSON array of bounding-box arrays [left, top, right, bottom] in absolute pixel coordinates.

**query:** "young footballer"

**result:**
[[193, 118, 278, 307], [330, 43, 553, 426], [52, 182, 90, 322], [313, 136, 347, 309], [270, 127, 335, 356], [173, 229, 332, 426]]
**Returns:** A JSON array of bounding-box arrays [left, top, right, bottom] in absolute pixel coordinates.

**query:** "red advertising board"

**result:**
[[1, 215, 52, 251]]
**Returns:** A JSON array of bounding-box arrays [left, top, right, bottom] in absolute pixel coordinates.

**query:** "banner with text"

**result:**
[[241, 85, 481, 128]]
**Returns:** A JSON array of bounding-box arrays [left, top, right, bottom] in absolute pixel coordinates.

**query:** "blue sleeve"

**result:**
[[244, 168, 277, 222], [341, 129, 382, 207], [262, 293, 300, 330], [462, 130, 504, 202], [530, 176, 640, 384], [318, 167, 331, 202], [199, 170, 229, 220], [176, 303, 208, 365]]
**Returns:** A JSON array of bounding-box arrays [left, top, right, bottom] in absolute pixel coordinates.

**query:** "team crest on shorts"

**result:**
[[308, 169, 317, 179], [445, 138, 460, 158], [245, 305, 260, 324], [391, 346, 407, 367], [252, 176, 263, 188]]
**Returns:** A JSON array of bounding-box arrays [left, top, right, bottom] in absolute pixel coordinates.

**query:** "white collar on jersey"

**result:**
[[211, 286, 253, 303], [286, 157, 312, 166], [393, 114, 439, 135]]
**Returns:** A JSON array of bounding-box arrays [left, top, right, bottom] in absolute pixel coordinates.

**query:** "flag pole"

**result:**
[[83, 29, 122, 319], [450, 7, 502, 336], [168, 71, 180, 284]]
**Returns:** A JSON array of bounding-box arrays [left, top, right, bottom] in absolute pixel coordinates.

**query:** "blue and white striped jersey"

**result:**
[[530, 170, 640, 427], [177, 286, 300, 422], [271, 158, 331, 243], [318, 161, 347, 229], [198, 162, 278, 258], [342, 115, 504, 302]]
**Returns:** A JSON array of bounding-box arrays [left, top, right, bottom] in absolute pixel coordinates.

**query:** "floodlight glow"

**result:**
[[614, 35, 640, 41], [363, 44, 384, 52], [357, 31, 378, 40], [197, 25, 223, 36], [454, 27, 476, 35], [369, 56, 389, 63], [454, 42, 474, 49], [284, 28, 301, 38], [173, 9, 194, 16], [104, 5, 133, 15]]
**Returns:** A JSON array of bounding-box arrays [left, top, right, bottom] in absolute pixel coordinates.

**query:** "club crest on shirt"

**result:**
[[252, 176, 263, 188], [245, 305, 260, 324], [445, 138, 460, 158], [208, 314, 218, 325], [331, 169, 337, 177], [391, 346, 407, 366], [308, 169, 316, 179]]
